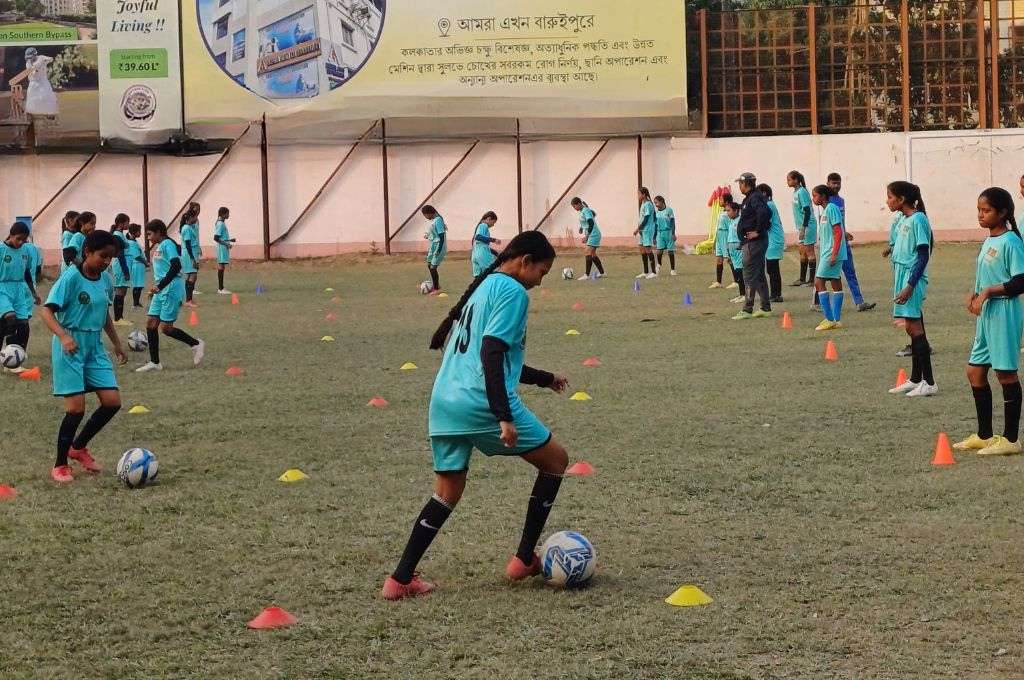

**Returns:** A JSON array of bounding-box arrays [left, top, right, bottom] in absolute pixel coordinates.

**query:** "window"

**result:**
[[232, 29, 246, 61], [219, 0, 230, 6], [215, 52, 227, 68], [214, 15, 230, 40], [340, 21, 355, 48], [233, 73, 245, 86]]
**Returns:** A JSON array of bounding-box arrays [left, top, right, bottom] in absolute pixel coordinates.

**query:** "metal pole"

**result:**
[[260, 114, 271, 260], [990, 0, 1000, 128], [636, 134, 643, 189], [382, 119, 391, 255], [516, 118, 523, 234], [699, 9, 709, 137], [168, 121, 252, 227], [901, 0, 911, 131], [33, 153, 97, 221], [533, 139, 611, 233], [142, 154, 150, 253], [389, 140, 481, 243], [807, 3, 818, 134], [977, 0, 988, 129]]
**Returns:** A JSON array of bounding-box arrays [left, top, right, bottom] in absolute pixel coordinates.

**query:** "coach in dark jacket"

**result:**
[[734, 172, 772, 317]]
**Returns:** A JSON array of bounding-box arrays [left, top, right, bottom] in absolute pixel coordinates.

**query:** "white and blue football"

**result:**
[[541, 530, 596, 587], [1, 343, 26, 369], [116, 447, 159, 489]]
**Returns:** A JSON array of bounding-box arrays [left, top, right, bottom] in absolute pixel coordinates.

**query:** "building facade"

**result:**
[[203, 0, 384, 99], [41, 0, 90, 17]]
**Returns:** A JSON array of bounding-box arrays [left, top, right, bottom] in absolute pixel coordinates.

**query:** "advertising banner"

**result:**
[[184, 0, 687, 136]]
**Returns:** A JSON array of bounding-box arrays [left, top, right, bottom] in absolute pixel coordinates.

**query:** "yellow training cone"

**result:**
[[321, 335, 335, 342], [665, 585, 713, 607], [565, 329, 581, 336], [128, 405, 150, 415], [325, 287, 335, 292], [569, 391, 592, 401], [401, 362, 418, 370], [278, 469, 310, 483], [437, 292, 449, 298]]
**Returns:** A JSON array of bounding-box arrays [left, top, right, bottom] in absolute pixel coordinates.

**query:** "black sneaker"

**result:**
[[896, 345, 912, 357], [857, 301, 877, 311], [770, 296, 784, 303]]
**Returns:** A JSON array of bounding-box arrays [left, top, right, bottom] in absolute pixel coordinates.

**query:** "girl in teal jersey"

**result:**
[[126, 223, 148, 308], [758, 184, 786, 302], [471, 211, 501, 277], [110, 213, 133, 326], [40, 230, 128, 484], [811, 185, 847, 331], [381, 231, 571, 601], [633, 187, 658, 279], [422, 205, 447, 294], [786, 171, 815, 286], [571, 197, 605, 279], [709, 192, 733, 289], [58, 210, 78, 273], [955, 188, 1024, 456], [654, 195, 678, 276], [724, 202, 746, 302], [0, 222, 41, 370], [886, 181, 936, 397], [63, 211, 95, 269], [213, 207, 236, 294], [180, 212, 200, 308]]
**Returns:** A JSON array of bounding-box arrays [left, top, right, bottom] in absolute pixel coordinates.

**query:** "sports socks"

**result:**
[[808, 260, 817, 281], [1003, 381, 1022, 443], [732, 267, 745, 296], [972, 384, 993, 439], [185, 280, 195, 302], [72, 405, 120, 450], [217, 270, 225, 291], [591, 255, 604, 275], [910, 334, 933, 385], [516, 471, 563, 564], [830, 291, 845, 322], [147, 327, 160, 364], [716, 262, 723, 284], [799, 260, 807, 283], [56, 411, 84, 467], [428, 266, 440, 291], [585, 255, 593, 276], [165, 327, 199, 347], [392, 494, 453, 584], [818, 291, 833, 321], [641, 253, 649, 274], [132, 287, 143, 307], [113, 294, 125, 321], [667, 252, 676, 270]]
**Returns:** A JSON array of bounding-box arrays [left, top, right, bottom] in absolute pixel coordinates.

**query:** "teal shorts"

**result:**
[[426, 246, 446, 268], [638, 227, 655, 248], [816, 257, 844, 280], [585, 233, 601, 248], [969, 297, 1023, 371], [217, 244, 230, 265], [113, 261, 131, 287], [0, 281, 27, 319], [892, 264, 927, 319], [728, 249, 743, 271], [714, 233, 728, 258], [430, 407, 552, 473], [655, 232, 676, 251], [766, 240, 784, 261], [801, 225, 817, 246], [131, 262, 146, 288], [148, 282, 184, 323], [51, 330, 118, 396]]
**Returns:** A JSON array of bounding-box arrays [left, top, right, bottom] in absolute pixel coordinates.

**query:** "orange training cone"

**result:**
[[188, 310, 199, 327], [780, 311, 793, 330], [824, 340, 838, 362], [231, 293, 239, 305], [894, 368, 908, 388], [225, 366, 245, 377], [247, 606, 297, 630], [572, 301, 584, 311], [368, 397, 388, 408], [19, 366, 41, 381], [0, 485, 17, 500], [331, 295, 342, 304], [932, 433, 956, 466], [325, 312, 338, 321], [566, 461, 595, 476], [582, 357, 602, 367]]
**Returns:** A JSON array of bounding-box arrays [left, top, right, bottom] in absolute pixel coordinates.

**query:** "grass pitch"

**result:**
[[3, 245, 1024, 679]]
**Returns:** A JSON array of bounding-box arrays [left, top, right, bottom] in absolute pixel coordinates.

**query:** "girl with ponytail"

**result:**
[[787, 170, 815, 285], [886, 181, 937, 397], [954, 187, 1024, 456], [633, 187, 658, 279], [571, 197, 605, 279], [382, 231, 572, 601], [63, 211, 96, 268], [422, 205, 447, 294], [470, 211, 501, 276]]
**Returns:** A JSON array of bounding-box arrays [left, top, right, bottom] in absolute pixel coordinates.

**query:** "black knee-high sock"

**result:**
[[72, 405, 120, 450], [799, 260, 807, 282], [429, 266, 439, 291], [732, 267, 745, 296], [113, 295, 125, 321], [12, 320, 28, 349], [910, 354, 922, 384], [657, 251, 664, 267], [56, 411, 84, 467], [592, 255, 604, 274], [217, 269, 225, 291], [973, 384, 994, 439], [912, 334, 933, 385], [132, 287, 143, 307], [185, 280, 195, 302], [668, 252, 676, 270], [585, 255, 593, 276], [516, 471, 563, 563], [147, 327, 160, 364], [641, 253, 649, 274], [165, 327, 199, 347], [393, 494, 453, 584], [716, 262, 724, 283], [1002, 381, 1022, 443], [808, 260, 816, 281]]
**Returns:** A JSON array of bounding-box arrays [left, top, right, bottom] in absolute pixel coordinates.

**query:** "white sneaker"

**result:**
[[906, 382, 938, 397], [594, 272, 604, 279], [577, 274, 589, 281], [729, 295, 745, 303], [193, 289, 203, 295], [646, 273, 657, 279], [726, 282, 739, 290], [217, 289, 232, 295], [670, 270, 678, 276], [888, 380, 919, 395], [135, 362, 163, 373], [635, 273, 646, 280], [192, 339, 205, 367]]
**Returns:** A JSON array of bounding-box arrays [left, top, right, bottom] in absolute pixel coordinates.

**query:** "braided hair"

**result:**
[[980, 187, 1020, 240]]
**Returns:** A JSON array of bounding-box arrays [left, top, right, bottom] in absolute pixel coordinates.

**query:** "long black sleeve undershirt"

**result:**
[[156, 257, 182, 291], [907, 244, 930, 287], [1002, 273, 1024, 297], [117, 250, 130, 279], [474, 234, 497, 245], [802, 206, 811, 229], [481, 336, 554, 423], [184, 239, 196, 260], [436, 231, 446, 250], [23, 269, 36, 298]]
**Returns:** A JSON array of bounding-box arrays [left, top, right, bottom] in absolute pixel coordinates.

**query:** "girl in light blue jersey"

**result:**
[[810, 185, 847, 331], [63, 211, 95, 269], [709, 192, 733, 289], [180, 212, 200, 308], [633, 187, 658, 279], [126, 223, 147, 308], [0, 222, 40, 371], [59, 210, 78, 273], [724, 202, 746, 302], [787, 171, 815, 286], [654, 195, 678, 276], [955, 188, 1024, 456], [382, 231, 571, 601], [40, 229, 127, 484], [470, 211, 501, 277], [758, 184, 786, 302], [422, 205, 447, 294], [110, 213, 133, 326], [571, 197, 605, 279]]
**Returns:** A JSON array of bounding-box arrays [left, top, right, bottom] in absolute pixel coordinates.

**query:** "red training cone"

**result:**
[[188, 310, 199, 327], [0, 485, 17, 500], [19, 366, 41, 381], [247, 606, 297, 630], [780, 311, 793, 330], [932, 433, 956, 466], [325, 312, 338, 321], [824, 340, 838, 362], [231, 293, 239, 305], [582, 357, 602, 367], [572, 301, 584, 311], [566, 461, 595, 476], [368, 397, 388, 408], [894, 368, 908, 388], [225, 366, 245, 377]]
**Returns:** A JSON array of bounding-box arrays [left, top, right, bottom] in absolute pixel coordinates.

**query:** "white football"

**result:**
[[0, 343, 26, 369], [116, 447, 159, 489], [419, 280, 434, 295], [541, 530, 596, 588], [127, 330, 147, 352], [561, 267, 575, 280]]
